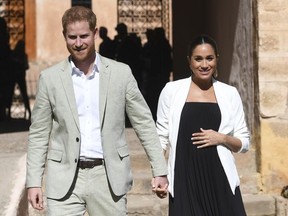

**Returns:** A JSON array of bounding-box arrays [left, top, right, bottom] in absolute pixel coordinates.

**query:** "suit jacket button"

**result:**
[[76, 137, 79, 142], [75, 158, 77, 163]]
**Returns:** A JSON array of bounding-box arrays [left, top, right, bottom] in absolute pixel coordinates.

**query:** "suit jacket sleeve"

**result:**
[[26, 73, 52, 188], [125, 68, 168, 177]]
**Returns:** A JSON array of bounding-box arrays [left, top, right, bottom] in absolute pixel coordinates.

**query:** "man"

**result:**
[[26, 6, 168, 215]]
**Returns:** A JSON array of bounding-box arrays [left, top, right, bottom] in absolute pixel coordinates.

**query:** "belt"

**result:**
[[78, 159, 103, 169]]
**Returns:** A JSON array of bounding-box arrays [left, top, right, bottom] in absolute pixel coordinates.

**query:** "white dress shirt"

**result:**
[[71, 54, 103, 159]]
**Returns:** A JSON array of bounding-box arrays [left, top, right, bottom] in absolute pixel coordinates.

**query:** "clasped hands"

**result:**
[[151, 176, 169, 199]]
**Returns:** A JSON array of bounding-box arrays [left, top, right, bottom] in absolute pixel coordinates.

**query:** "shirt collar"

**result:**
[[70, 53, 100, 76]]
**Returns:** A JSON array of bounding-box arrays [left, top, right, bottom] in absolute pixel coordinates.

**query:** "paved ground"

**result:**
[[0, 119, 29, 216]]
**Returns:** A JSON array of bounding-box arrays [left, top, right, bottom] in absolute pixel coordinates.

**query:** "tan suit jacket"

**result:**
[[26, 54, 167, 199]]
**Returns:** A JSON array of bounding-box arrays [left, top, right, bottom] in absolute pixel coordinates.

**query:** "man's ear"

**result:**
[[93, 28, 98, 40]]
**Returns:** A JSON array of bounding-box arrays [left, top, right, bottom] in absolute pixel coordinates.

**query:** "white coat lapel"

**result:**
[[213, 80, 233, 134], [168, 77, 191, 146], [171, 78, 191, 127]]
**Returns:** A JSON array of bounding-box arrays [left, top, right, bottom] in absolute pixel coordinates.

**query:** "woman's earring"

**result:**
[[189, 65, 193, 73], [213, 69, 218, 78]]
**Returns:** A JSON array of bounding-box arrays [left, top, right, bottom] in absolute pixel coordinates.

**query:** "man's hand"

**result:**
[[151, 176, 168, 199], [27, 187, 44, 210]]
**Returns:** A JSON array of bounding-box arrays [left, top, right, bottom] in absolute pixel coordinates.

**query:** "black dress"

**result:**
[[169, 102, 246, 216]]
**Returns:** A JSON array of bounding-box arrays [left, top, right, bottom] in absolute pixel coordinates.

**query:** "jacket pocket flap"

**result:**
[[47, 149, 63, 162], [117, 145, 129, 158]]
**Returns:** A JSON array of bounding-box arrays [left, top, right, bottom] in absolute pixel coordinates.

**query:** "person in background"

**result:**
[[0, 17, 12, 120], [156, 34, 249, 216], [113, 23, 143, 90], [9, 40, 31, 119], [144, 27, 173, 121], [26, 6, 168, 215], [99, 26, 114, 59]]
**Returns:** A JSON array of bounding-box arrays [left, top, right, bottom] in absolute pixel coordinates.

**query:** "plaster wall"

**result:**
[[258, 0, 288, 193], [92, 0, 118, 50], [35, 0, 70, 63]]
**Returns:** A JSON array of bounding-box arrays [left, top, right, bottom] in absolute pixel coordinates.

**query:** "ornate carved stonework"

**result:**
[[0, 0, 25, 49], [118, 0, 170, 42]]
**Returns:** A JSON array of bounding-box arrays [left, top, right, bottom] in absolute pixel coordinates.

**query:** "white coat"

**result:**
[[156, 77, 250, 197]]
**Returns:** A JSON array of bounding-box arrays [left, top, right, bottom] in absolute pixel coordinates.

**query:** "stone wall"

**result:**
[[258, 0, 288, 194]]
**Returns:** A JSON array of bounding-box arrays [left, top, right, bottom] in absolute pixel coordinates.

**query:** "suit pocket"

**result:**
[[47, 149, 63, 162], [117, 145, 129, 159]]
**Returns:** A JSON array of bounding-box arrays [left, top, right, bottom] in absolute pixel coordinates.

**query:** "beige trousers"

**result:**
[[47, 164, 127, 216]]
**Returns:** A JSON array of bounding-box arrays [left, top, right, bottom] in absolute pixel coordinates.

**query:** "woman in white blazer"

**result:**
[[156, 35, 250, 216]]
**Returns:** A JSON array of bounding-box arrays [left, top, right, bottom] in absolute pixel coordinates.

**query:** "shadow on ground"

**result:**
[[0, 119, 31, 133]]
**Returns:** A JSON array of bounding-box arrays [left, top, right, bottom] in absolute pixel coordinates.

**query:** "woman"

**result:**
[[156, 34, 249, 215]]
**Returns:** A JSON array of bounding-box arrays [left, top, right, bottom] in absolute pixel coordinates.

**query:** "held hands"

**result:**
[[191, 128, 224, 148], [151, 176, 169, 199], [27, 187, 44, 210]]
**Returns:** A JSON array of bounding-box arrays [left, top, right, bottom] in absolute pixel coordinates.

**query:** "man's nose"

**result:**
[[75, 37, 82, 47]]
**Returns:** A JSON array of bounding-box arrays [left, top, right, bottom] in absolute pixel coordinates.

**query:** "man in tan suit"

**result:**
[[26, 6, 168, 215]]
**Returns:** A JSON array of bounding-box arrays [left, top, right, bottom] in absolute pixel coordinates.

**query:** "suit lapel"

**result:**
[[98, 55, 110, 127], [58, 58, 80, 131]]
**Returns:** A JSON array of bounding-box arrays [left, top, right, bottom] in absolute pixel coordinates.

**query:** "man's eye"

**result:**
[[80, 35, 89, 39], [68, 36, 77, 40]]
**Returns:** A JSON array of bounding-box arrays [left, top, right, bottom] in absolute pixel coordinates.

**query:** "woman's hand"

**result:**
[[191, 128, 242, 152], [191, 128, 224, 148]]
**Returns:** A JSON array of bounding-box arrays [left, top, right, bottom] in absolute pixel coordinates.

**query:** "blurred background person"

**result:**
[[0, 17, 13, 121], [144, 27, 173, 121], [99, 26, 115, 59], [9, 40, 31, 120], [113, 23, 143, 90]]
